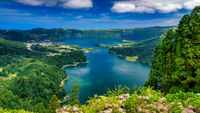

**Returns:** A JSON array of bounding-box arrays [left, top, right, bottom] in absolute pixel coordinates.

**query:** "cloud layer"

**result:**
[[15, 0, 93, 9], [15, 0, 200, 12], [0, 7, 181, 29], [112, 0, 200, 13]]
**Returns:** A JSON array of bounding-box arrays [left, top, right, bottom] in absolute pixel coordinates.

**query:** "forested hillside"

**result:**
[[0, 26, 171, 42], [0, 38, 87, 112], [109, 37, 163, 64], [146, 6, 200, 93]]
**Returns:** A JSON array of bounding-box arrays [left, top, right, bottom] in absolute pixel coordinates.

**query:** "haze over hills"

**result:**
[[0, 26, 172, 42]]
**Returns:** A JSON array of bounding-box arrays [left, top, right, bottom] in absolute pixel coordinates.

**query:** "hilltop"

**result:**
[[0, 26, 172, 42]]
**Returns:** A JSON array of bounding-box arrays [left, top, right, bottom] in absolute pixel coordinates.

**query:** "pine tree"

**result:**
[[68, 84, 80, 105], [146, 6, 200, 93], [48, 95, 60, 113], [145, 45, 162, 90]]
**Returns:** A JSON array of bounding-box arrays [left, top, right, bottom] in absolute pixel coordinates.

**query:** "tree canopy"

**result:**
[[146, 6, 200, 93]]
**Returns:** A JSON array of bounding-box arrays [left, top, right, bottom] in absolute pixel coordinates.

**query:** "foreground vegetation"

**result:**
[[57, 87, 200, 113], [0, 108, 31, 113]]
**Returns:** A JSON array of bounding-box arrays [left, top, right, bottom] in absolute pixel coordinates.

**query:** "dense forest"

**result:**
[[145, 6, 200, 93], [0, 26, 171, 42], [0, 38, 86, 112]]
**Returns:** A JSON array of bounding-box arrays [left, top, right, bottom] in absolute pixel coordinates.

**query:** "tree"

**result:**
[[48, 95, 60, 113], [68, 84, 80, 105], [34, 103, 47, 113]]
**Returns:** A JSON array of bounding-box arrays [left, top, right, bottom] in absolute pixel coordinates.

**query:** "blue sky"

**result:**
[[0, 0, 199, 29]]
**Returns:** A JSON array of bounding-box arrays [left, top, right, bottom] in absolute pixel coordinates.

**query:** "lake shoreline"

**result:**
[[60, 77, 68, 87], [109, 50, 150, 64], [61, 60, 89, 69], [109, 51, 138, 62]]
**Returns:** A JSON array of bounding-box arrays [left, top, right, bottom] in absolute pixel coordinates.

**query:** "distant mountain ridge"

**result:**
[[0, 26, 173, 42]]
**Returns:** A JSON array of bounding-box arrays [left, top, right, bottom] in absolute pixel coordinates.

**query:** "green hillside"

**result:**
[[109, 36, 163, 64], [0, 38, 87, 112]]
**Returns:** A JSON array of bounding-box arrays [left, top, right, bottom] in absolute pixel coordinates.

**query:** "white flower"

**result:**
[[118, 108, 124, 112], [118, 96, 124, 100], [144, 96, 150, 100], [72, 106, 79, 112]]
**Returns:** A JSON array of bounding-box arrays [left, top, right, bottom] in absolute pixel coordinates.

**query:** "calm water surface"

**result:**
[[64, 38, 150, 103]]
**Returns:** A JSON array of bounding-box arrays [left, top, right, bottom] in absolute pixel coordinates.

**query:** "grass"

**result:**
[[59, 45, 71, 49], [122, 40, 136, 44], [0, 108, 32, 113], [98, 43, 112, 48], [125, 56, 139, 62]]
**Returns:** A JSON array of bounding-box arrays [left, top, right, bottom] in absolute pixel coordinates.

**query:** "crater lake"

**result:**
[[63, 38, 150, 103]]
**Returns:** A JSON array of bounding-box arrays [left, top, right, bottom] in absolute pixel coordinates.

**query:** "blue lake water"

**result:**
[[64, 38, 150, 103]]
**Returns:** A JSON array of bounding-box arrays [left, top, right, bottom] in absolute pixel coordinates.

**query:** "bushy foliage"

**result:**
[[0, 107, 31, 113], [34, 103, 47, 113], [106, 85, 139, 96]]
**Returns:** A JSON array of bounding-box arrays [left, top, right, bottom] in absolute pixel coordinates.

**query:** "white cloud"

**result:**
[[62, 0, 93, 9], [184, 0, 200, 10], [111, 1, 136, 13], [15, 0, 93, 9], [112, 0, 200, 13], [16, 0, 57, 6]]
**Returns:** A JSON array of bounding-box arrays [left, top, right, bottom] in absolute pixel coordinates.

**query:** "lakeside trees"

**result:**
[[109, 37, 161, 64], [69, 84, 80, 105]]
